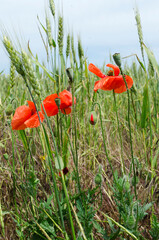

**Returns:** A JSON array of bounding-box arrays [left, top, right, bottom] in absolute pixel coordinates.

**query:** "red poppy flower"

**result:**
[[11, 101, 45, 130], [59, 90, 76, 114], [41, 93, 59, 117], [42, 90, 76, 116], [88, 63, 133, 93]]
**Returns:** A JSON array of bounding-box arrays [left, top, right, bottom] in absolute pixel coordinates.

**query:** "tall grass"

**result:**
[[0, 1, 159, 239]]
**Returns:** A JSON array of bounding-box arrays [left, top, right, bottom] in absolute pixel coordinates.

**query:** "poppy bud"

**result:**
[[89, 111, 97, 125], [66, 68, 73, 83], [59, 167, 69, 177], [95, 173, 102, 185], [123, 175, 130, 191], [55, 98, 61, 109], [3, 153, 9, 160], [6, 104, 13, 115], [113, 53, 121, 67]]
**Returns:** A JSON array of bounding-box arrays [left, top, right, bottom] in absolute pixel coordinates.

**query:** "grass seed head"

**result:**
[[78, 37, 84, 62], [57, 16, 64, 56], [46, 16, 52, 47], [3, 36, 24, 76], [71, 35, 77, 65], [135, 7, 144, 62], [66, 34, 70, 59], [10, 62, 15, 89], [49, 0, 55, 17]]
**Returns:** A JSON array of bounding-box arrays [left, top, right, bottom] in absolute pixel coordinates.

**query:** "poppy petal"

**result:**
[[61, 107, 72, 115], [59, 90, 76, 109], [27, 101, 36, 114], [41, 94, 59, 116], [106, 64, 120, 76], [94, 80, 102, 92], [24, 111, 45, 128], [11, 105, 32, 130], [114, 75, 133, 93], [88, 63, 106, 78], [94, 77, 110, 92], [101, 76, 124, 90]]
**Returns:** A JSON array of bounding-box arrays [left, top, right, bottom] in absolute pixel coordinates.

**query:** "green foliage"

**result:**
[[149, 214, 159, 240], [93, 220, 120, 240], [1, 1, 159, 240], [76, 189, 97, 239], [112, 171, 153, 238], [25, 195, 57, 239]]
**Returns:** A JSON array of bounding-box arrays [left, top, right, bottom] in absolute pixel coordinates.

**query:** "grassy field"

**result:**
[[0, 1, 159, 239]]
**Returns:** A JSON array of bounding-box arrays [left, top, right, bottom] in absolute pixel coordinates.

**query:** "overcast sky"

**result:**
[[1, 0, 159, 73]]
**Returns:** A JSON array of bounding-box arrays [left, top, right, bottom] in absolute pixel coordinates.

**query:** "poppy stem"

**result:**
[[41, 104, 77, 238], [71, 76, 81, 194], [91, 91, 96, 111], [113, 90, 125, 174], [119, 67, 137, 199], [56, 114, 60, 151], [92, 102, 116, 181]]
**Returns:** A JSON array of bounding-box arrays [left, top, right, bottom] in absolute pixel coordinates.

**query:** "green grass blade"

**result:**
[[141, 84, 148, 128], [143, 43, 159, 77]]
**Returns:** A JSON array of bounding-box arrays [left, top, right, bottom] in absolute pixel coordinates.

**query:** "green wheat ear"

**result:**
[[3, 36, 24, 76], [78, 37, 84, 66], [71, 35, 77, 66], [66, 34, 70, 59], [57, 16, 64, 56], [134, 7, 145, 62], [10, 62, 15, 89], [49, 0, 55, 17], [46, 15, 53, 48]]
